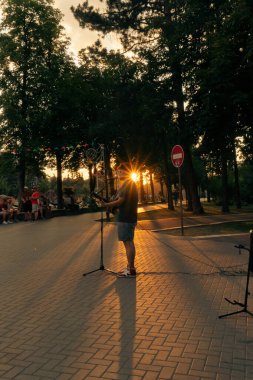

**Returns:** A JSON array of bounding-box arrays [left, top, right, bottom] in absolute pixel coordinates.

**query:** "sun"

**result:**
[[131, 172, 138, 182]]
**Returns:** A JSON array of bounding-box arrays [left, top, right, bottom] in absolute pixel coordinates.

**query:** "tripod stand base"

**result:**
[[83, 265, 117, 276], [219, 298, 253, 319]]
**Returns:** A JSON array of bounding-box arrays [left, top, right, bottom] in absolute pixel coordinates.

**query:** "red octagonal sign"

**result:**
[[171, 145, 184, 168]]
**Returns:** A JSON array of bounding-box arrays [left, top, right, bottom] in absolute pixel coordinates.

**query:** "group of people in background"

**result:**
[[0, 186, 51, 224], [21, 186, 51, 222]]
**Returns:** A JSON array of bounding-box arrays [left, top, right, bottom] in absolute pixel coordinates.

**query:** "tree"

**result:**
[[76, 43, 176, 208], [40, 58, 89, 208], [0, 0, 69, 199], [72, 0, 204, 213], [192, 0, 253, 212]]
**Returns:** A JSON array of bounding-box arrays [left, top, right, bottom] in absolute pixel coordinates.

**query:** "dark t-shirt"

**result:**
[[117, 180, 138, 223]]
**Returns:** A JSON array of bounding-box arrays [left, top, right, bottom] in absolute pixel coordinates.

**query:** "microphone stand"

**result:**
[[83, 205, 116, 276], [219, 230, 253, 319], [83, 144, 117, 277]]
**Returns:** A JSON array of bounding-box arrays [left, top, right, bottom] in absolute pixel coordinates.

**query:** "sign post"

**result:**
[[171, 145, 184, 236]]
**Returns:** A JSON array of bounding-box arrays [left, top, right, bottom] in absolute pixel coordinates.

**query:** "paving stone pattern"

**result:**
[[0, 212, 252, 379]]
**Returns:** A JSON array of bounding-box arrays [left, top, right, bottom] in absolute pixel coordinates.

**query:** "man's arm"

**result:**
[[102, 195, 125, 208]]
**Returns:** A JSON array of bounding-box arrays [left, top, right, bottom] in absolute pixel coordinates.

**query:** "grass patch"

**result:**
[[158, 221, 253, 237], [137, 207, 182, 220], [201, 202, 253, 214]]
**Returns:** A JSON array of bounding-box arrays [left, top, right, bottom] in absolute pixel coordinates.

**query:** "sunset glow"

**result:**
[[131, 172, 138, 182]]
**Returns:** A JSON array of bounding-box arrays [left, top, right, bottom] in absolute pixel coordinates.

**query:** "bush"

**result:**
[[239, 164, 253, 203]]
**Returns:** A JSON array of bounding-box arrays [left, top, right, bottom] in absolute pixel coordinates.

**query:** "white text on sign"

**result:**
[[172, 153, 183, 159]]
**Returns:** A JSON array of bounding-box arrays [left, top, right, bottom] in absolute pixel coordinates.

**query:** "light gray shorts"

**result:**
[[117, 222, 136, 241], [32, 204, 39, 212]]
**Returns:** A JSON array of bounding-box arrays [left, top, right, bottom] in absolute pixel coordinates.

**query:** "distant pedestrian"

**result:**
[[31, 186, 40, 221], [173, 188, 179, 206]]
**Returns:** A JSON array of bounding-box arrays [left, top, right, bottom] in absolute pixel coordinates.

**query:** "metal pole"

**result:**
[[250, 230, 253, 273], [101, 144, 110, 220], [178, 166, 184, 236], [243, 230, 253, 309], [100, 144, 105, 269], [100, 206, 104, 269]]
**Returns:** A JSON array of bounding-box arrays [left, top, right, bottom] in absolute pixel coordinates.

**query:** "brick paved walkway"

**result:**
[[0, 211, 253, 379]]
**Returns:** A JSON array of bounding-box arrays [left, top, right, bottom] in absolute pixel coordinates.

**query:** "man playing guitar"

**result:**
[[99, 163, 138, 278]]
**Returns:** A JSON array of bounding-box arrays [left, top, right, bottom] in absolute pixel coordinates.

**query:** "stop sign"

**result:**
[[171, 145, 184, 167]]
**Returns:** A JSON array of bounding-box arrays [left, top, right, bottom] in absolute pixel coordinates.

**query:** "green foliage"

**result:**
[[62, 176, 89, 196], [0, 153, 18, 194], [207, 162, 253, 205], [0, 151, 48, 195], [239, 163, 253, 203], [207, 174, 234, 205]]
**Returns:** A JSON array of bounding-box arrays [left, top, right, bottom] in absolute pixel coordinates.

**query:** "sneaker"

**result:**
[[2, 221, 8, 225], [8, 220, 13, 224], [117, 267, 136, 278]]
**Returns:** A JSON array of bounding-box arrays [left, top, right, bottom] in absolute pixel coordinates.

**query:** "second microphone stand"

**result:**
[[219, 230, 253, 319]]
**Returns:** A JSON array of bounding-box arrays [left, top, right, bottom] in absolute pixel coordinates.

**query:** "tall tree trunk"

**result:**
[[103, 147, 111, 220], [149, 171, 155, 203], [88, 164, 94, 194], [17, 153, 26, 204], [56, 152, 63, 209], [173, 67, 203, 214], [233, 142, 241, 209], [104, 147, 115, 198], [164, 2, 203, 214], [103, 147, 109, 200], [161, 133, 174, 210], [185, 184, 193, 211], [108, 165, 115, 197], [221, 152, 230, 212], [164, 170, 174, 210], [139, 172, 145, 204], [184, 146, 203, 214], [160, 178, 164, 198]]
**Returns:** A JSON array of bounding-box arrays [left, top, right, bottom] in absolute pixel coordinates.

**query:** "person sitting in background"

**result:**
[[7, 195, 18, 223], [40, 195, 51, 219], [6, 196, 18, 223], [21, 187, 32, 221], [0, 196, 10, 224]]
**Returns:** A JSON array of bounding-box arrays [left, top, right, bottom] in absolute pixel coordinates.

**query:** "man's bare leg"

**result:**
[[123, 240, 136, 270]]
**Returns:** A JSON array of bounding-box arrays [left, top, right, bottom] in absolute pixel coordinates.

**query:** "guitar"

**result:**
[[91, 192, 118, 214]]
